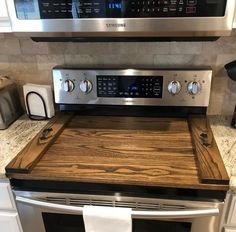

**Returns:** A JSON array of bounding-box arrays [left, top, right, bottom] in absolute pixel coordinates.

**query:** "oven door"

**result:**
[[14, 191, 224, 232]]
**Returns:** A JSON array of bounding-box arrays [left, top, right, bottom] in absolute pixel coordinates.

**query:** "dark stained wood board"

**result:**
[[5, 114, 73, 173], [189, 116, 229, 185], [6, 115, 229, 191]]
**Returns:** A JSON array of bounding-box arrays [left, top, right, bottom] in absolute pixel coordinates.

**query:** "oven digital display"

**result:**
[[97, 75, 163, 98]]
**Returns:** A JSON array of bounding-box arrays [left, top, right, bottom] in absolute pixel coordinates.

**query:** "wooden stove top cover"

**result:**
[[6, 115, 229, 191]]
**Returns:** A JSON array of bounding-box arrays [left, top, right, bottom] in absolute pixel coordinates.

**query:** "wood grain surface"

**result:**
[[6, 115, 229, 191], [5, 114, 73, 173], [189, 116, 229, 185]]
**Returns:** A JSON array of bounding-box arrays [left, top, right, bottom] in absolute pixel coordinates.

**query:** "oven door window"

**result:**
[[42, 213, 191, 232]]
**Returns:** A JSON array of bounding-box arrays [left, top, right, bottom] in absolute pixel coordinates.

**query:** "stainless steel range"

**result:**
[[11, 67, 228, 232]]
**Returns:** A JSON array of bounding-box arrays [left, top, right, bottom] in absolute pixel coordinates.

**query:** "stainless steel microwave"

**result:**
[[6, 0, 236, 37]]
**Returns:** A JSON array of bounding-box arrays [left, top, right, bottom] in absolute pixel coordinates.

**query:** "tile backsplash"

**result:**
[[1, 33, 236, 115]]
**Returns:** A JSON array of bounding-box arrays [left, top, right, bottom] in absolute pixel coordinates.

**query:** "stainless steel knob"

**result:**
[[63, 79, 74, 92], [187, 81, 201, 95], [79, 80, 92, 94], [168, 81, 181, 95]]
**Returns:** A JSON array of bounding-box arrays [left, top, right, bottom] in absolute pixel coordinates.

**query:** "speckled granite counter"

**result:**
[[0, 115, 48, 179], [1, 115, 236, 191], [209, 116, 236, 192]]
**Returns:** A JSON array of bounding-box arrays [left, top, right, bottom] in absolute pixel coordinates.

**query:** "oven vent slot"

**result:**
[[44, 197, 67, 205], [161, 204, 186, 210], [69, 199, 91, 206], [68, 199, 162, 210], [41, 197, 187, 211]]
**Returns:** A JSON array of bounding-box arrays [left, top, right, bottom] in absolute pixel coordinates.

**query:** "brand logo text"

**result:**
[[106, 23, 126, 28]]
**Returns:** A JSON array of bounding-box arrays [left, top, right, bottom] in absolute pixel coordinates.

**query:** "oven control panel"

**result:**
[[53, 67, 212, 107], [97, 76, 163, 98], [14, 0, 226, 19]]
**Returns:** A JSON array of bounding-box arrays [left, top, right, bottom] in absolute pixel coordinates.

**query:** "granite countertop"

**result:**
[[209, 116, 236, 192], [0, 115, 48, 179], [1, 115, 236, 191]]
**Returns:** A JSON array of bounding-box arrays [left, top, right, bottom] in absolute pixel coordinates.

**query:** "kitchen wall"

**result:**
[[0, 32, 236, 115]]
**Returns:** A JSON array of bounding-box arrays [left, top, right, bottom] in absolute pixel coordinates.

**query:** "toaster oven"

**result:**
[[0, 77, 23, 129]]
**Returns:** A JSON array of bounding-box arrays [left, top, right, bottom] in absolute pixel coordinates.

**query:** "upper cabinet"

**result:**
[[0, 0, 11, 32]]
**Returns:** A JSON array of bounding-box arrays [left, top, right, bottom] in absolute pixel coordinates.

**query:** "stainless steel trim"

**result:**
[[6, 0, 236, 36], [52, 68, 212, 107], [16, 196, 219, 219]]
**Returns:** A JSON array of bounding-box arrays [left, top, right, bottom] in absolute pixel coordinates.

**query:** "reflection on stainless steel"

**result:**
[[14, 191, 224, 232], [6, 0, 235, 37], [52, 67, 212, 107]]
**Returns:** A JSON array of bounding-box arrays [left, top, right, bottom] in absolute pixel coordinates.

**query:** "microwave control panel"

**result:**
[[52, 67, 212, 107], [14, 0, 226, 19]]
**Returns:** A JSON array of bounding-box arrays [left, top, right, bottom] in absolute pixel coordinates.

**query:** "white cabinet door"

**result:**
[[228, 195, 236, 225], [0, 212, 22, 232], [0, 0, 11, 32], [0, 182, 15, 210]]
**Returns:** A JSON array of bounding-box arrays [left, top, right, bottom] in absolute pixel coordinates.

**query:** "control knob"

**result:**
[[79, 80, 92, 94], [63, 79, 74, 92], [187, 81, 201, 95], [168, 81, 181, 95]]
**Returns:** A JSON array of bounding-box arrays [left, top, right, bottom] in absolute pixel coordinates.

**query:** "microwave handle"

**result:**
[[16, 196, 219, 219]]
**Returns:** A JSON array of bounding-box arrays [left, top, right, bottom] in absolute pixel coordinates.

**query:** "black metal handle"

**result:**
[[200, 133, 209, 146], [39, 128, 53, 140]]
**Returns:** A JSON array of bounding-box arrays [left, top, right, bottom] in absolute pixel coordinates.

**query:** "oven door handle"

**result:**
[[16, 196, 219, 219]]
